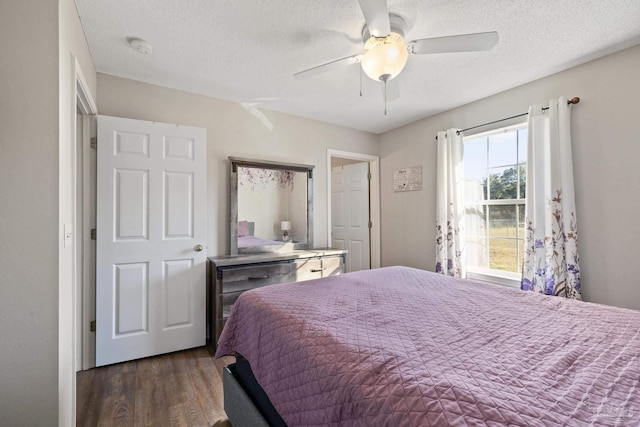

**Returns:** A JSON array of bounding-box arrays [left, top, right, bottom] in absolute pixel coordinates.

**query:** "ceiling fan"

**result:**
[[294, 0, 499, 113]]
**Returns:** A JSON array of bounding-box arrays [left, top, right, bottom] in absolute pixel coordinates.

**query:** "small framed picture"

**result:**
[[394, 166, 422, 192]]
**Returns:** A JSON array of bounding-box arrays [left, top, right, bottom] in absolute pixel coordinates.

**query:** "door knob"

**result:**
[[194, 244, 204, 252]]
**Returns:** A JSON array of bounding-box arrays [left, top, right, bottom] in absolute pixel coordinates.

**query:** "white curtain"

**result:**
[[435, 129, 465, 277], [521, 97, 581, 299]]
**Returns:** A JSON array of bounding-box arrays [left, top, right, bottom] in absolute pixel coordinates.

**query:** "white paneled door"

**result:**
[[96, 116, 206, 366], [331, 162, 370, 272]]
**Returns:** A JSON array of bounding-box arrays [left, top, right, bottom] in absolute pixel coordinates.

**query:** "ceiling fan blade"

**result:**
[[357, 0, 390, 37], [409, 31, 499, 55], [294, 54, 362, 80]]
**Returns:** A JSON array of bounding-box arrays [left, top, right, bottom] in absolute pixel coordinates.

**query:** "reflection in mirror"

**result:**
[[229, 157, 314, 255], [237, 167, 308, 247]]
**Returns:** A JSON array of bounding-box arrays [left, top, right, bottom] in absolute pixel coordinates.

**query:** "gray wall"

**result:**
[[379, 44, 640, 311], [96, 74, 380, 256], [0, 1, 60, 424]]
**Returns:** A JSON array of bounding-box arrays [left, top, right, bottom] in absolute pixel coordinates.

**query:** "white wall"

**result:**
[[379, 44, 640, 311], [0, 1, 59, 424], [96, 74, 379, 256]]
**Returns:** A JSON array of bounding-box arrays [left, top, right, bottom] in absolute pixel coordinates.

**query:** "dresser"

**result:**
[[209, 249, 347, 346]]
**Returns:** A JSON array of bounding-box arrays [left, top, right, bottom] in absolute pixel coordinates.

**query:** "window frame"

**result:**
[[463, 122, 528, 288]]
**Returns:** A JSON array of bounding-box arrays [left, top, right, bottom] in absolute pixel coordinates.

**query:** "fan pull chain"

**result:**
[[379, 73, 391, 116], [359, 66, 363, 97], [383, 79, 387, 116]]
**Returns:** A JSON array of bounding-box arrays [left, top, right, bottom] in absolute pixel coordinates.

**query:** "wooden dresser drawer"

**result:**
[[222, 291, 243, 320], [294, 255, 344, 282], [210, 250, 347, 347], [221, 262, 295, 293]]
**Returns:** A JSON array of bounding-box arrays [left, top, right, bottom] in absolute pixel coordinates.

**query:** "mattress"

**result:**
[[216, 266, 640, 426]]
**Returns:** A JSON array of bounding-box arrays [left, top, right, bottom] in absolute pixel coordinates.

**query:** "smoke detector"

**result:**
[[127, 37, 152, 54]]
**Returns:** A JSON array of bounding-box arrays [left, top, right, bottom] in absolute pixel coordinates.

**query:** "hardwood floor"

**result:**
[[76, 347, 235, 427]]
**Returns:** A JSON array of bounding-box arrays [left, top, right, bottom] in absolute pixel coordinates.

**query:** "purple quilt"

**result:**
[[216, 266, 640, 426], [238, 235, 282, 248]]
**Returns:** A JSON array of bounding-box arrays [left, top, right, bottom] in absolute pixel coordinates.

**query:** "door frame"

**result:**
[[74, 58, 98, 371], [326, 149, 380, 269], [60, 55, 97, 427]]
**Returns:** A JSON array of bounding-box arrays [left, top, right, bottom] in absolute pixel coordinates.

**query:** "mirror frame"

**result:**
[[229, 156, 314, 255]]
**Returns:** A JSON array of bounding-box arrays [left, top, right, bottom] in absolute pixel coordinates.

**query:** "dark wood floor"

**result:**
[[76, 347, 235, 427]]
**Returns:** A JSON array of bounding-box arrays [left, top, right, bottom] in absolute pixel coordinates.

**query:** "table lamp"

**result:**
[[281, 221, 291, 242]]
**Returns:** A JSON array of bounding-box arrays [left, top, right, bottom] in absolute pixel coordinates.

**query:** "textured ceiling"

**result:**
[[75, 0, 640, 134]]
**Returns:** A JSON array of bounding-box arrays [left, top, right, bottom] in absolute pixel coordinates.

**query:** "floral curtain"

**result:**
[[435, 129, 465, 277], [521, 97, 581, 299]]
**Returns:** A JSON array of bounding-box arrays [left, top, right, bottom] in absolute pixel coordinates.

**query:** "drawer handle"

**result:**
[[310, 268, 327, 273], [248, 275, 270, 280]]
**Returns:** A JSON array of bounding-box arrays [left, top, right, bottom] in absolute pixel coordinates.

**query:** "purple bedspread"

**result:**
[[216, 266, 640, 426], [238, 235, 281, 248]]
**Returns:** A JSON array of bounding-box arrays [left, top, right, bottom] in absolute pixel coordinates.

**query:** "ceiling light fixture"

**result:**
[[360, 32, 408, 83]]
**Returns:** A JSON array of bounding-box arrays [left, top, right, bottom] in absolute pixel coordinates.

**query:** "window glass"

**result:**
[[518, 204, 526, 239], [489, 166, 519, 200], [464, 137, 488, 200], [463, 124, 527, 279], [489, 132, 517, 167], [489, 238, 518, 272], [489, 205, 517, 237], [518, 165, 526, 199], [518, 128, 528, 164]]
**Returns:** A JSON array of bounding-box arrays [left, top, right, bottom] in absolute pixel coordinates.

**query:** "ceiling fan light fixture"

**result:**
[[361, 32, 408, 81]]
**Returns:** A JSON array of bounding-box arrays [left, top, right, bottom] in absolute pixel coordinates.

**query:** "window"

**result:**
[[463, 124, 527, 285]]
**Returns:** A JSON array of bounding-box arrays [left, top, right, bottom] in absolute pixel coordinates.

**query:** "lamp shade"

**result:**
[[361, 32, 408, 81], [280, 221, 291, 231]]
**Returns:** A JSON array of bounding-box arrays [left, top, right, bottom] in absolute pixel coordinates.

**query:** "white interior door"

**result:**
[[331, 162, 370, 272], [96, 115, 207, 366]]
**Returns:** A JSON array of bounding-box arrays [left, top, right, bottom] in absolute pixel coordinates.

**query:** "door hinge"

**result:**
[[368, 221, 372, 229], [90, 320, 96, 332], [90, 228, 96, 240], [90, 137, 97, 150], [367, 172, 372, 180]]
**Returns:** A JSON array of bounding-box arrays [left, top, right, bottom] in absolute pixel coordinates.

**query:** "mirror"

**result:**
[[229, 157, 314, 254]]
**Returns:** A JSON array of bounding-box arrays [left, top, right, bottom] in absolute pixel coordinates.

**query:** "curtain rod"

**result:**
[[435, 97, 580, 140]]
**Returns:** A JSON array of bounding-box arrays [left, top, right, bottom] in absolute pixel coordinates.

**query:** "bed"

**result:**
[[216, 266, 640, 426], [237, 235, 283, 248], [237, 220, 282, 248]]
